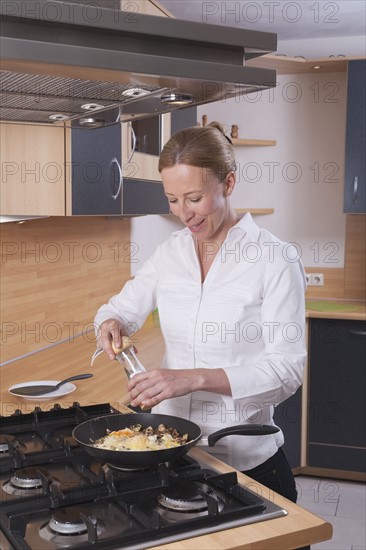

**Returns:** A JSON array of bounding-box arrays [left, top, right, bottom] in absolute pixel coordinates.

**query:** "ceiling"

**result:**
[[158, 0, 366, 58]]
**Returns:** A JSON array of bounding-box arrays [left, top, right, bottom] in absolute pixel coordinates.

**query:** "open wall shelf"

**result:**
[[235, 208, 274, 215], [231, 138, 276, 146]]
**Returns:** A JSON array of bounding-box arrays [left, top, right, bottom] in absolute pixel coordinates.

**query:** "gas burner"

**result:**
[[49, 508, 92, 535], [39, 506, 104, 545], [0, 434, 15, 453], [11, 467, 45, 489], [158, 482, 223, 513], [2, 467, 46, 496]]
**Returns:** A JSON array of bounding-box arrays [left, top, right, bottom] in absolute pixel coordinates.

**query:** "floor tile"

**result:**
[[294, 477, 366, 550], [295, 477, 339, 517], [312, 542, 351, 550], [335, 481, 366, 519]]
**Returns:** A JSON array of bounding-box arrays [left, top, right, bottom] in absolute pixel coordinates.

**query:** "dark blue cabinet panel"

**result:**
[[308, 318, 366, 472], [171, 107, 197, 135], [71, 121, 170, 216], [72, 124, 122, 215], [344, 60, 366, 213], [123, 178, 169, 215]]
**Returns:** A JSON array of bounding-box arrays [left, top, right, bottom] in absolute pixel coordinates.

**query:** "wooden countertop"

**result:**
[[0, 324, 332, 549], [0, 323, 165, 416]]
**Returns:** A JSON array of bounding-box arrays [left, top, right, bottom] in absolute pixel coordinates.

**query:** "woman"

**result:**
[[95, 122, 307, 506]]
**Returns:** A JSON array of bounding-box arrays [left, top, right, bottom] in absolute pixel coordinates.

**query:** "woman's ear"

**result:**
[[224, 170, 236, 197]]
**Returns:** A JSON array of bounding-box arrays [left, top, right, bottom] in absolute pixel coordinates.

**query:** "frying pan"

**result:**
[[72, 413, 279, 468]]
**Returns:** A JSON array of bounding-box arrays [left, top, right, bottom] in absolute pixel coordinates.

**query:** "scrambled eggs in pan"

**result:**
[[93, 423, 189, 451]]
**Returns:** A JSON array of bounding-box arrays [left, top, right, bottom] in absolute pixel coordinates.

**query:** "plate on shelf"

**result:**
[[8, 380, 76, 401]]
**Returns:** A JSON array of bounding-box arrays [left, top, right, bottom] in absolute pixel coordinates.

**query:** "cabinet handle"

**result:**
[[350, 330, 366, 337], [128, 122, 137, 163], [352, 176, 358, 203], [110, 157, 122, 200]]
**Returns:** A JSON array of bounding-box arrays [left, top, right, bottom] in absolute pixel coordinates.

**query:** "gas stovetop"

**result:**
[[0, 403, 287, 550]]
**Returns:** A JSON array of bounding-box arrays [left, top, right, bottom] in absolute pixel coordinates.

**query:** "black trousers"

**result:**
[[242, 447, 310, 550]]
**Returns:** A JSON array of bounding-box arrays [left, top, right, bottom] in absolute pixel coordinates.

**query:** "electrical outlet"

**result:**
[[305, 273, 325, 286], [311, 273, 324, 286]]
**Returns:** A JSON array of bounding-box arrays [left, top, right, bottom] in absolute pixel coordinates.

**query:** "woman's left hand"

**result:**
[[127, 369, 200, 409]]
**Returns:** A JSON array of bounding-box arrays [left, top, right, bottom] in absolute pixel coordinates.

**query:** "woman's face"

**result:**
[[161, 164, 236, 243]]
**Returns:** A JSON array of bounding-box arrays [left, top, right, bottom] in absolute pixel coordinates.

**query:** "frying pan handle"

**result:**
[[207, 424, 280, 447]]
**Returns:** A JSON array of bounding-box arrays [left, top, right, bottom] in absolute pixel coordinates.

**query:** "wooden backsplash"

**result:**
[[344, 214, 366, 299], [305, 214, 365, 300], [0, 217, 132, 363], [1, 213, 364, 363]]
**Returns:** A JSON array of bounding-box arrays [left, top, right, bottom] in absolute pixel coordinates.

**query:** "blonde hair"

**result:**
[[158, 122, 236, 181]]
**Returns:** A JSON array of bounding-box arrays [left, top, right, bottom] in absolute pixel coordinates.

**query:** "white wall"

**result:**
[[131, 214, 183, 275], [131, 71, 347, 274]]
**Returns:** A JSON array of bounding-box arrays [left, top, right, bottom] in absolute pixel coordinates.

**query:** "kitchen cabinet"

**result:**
[[68, 122, 169, 215], [247, 53, 349, 75], [344, 60, 366, 213], [308, 318, 366, 473], [171, 106, 198, 135], [0, 123, 65, 216], [122, 114, 171, 182], [121, 106, 197, 186], [69, 123, 122, 215]]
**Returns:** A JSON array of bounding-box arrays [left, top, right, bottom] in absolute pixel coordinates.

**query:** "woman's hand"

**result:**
[[127, 368, 231, 408], [96, 318, 126, 360], [127, 369, 199, 408]]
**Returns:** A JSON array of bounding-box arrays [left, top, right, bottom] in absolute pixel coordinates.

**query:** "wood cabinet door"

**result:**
[[1, 123, 65, 216], [344, 60, 366, 213]]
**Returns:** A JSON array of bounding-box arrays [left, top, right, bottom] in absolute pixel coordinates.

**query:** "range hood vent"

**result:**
[[0, 0, 277, 125]]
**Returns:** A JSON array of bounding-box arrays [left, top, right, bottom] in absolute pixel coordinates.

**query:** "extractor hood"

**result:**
[[0, 0, 277, 125]]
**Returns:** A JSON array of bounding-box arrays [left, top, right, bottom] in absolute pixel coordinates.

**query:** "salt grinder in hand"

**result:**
[[112, 340, 146, 379]]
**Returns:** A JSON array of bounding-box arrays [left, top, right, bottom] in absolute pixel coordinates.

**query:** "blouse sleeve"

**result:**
[[222, 246, 307, 407]]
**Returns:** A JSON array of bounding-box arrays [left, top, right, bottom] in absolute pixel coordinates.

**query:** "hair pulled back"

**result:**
[[158, 121, 236, 181]]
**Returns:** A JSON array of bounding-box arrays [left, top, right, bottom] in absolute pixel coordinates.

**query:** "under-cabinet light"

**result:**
[[161, 93, 194, 106]]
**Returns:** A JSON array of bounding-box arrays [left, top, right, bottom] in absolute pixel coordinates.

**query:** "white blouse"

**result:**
[[95, 214, 307, 470]]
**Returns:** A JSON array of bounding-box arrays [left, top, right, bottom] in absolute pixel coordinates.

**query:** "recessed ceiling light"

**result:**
[[161, 93, 194, 106], [81, 103, 106, 110], [122, 88, 150, 98], [312, 65, 323, 70], [49, 114, 69, 121]]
